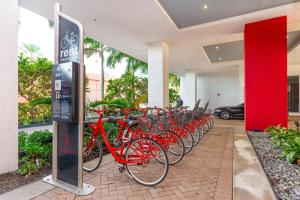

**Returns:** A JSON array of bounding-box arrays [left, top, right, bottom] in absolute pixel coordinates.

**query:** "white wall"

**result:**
[[197, 69, 240, 110], [288, 64, 300, 76], [0, 0, 18, 173]]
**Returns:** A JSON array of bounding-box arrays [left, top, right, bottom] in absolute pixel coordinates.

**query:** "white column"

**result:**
[[239, 63, 245, 103], [148, 42, 169, 107], [180, 72, 197, 108], [0, 0, 18, 173]]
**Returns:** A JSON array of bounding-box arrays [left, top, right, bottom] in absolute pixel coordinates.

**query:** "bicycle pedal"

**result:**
[[118, 166, 125, 174], [115, 163, 126, 174]]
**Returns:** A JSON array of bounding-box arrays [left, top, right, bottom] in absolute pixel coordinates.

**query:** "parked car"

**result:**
[[214, 103, 244, 120]]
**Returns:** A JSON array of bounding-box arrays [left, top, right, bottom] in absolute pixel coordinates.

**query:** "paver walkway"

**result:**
[[34, 126, 234, 200]]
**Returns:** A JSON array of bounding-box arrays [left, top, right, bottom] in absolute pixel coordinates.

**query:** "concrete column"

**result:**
[[0, 0, 18, 173], [239, 63, 244, 103], [148, 42, 169, 107], [180, 72, 197, 108]]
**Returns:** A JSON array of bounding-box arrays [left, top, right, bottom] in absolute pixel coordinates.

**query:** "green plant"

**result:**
[[88, 98, 130, 109], [84, 37, 109, 100], [107, 48, 148, 75], [18, 130, 53, 175], [84, 122, 118, 145], [266, 125, 300, 164], [169, 73, 180, 91], [283, 136, 300, 163], [169, 88, 180, 104], [105, 74, 148, 108], [18, 52, 52, 125]]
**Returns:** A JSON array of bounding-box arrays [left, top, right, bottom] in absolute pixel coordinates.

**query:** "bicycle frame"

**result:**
[[85, 110, 158, 165], [107, 107, 179, 151]]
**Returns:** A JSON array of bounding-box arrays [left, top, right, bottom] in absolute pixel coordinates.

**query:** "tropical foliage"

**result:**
[[88, 98, 130, 109], [18, 130, 52, 175], [18, 52, 52, 125], [169, 88, 180, 103], [169, 73, 180, 92], [105, 74, 148, 108], [84, 37, 108, 100], [107, 49, 148, 75], [21, 43, 41, 59], [266, 125, 300, 164]]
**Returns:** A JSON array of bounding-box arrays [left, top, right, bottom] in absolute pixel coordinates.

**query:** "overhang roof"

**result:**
[[20, 0, 300, 74]]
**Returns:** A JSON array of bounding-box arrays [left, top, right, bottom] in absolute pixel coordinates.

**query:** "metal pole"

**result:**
[[52, 2, 61, 181]]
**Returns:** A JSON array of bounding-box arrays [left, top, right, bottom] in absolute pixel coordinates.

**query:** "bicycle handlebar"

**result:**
[[89, 109, 116, 117]]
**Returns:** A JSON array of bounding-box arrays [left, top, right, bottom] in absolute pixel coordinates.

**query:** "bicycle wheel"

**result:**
[[201, 119, 210, 134], [125, 138, 169, 186], [83, 132, 103, 172], [107, 126, 122, 147], [173, 127, 194, 154], [163, 131, 185, 165], [208, 117, 214, 129], [188, 123, 201, 146], [202, 121, 210, 134], [192, 123, 204, 146]]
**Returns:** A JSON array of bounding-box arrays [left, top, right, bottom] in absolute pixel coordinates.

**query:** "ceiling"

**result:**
[[203, 30, 300, 63], [158, 0, 300, 29], [19, 0, 300, 75]]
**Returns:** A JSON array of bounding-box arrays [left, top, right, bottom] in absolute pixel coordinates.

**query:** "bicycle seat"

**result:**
[[128, 115, 138, 120], [128, 120, 140, 128], [107, 116, 123, 123]]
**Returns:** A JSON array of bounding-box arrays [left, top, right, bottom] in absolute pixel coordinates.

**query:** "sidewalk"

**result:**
[[32, 126, 234, 200], [0, 119, 277, 200]]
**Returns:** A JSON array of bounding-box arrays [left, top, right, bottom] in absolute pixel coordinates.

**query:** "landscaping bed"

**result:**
[[0, 124, 115, 195], [0, 166, 50, 195], [248, 131, 300, 200]]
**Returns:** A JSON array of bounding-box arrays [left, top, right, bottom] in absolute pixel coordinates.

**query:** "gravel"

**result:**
[[248, 131, 300, 200]]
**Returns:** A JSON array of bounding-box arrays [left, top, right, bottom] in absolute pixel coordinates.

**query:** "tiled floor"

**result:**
[[34, 126, 234, 200]]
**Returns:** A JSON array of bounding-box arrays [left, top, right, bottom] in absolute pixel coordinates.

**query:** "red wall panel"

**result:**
[[244, 16, 287, 131]]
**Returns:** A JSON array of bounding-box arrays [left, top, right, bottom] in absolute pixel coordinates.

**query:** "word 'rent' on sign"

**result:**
[[60, 46, 79, 62]]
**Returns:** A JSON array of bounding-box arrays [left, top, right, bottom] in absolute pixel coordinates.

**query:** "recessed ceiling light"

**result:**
[[203, 4, 208, 10], [215, 46, 219, 50], [218, 57, 222, 61]]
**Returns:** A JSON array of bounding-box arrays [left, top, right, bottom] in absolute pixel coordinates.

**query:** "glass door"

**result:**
[[288, 76, 299, 113]]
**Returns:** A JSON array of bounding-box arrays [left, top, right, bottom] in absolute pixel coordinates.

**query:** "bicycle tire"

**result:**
[[125, 138, 169, 187], [172, 126, 194, 154], [83, 132, 103, 172], [189, 123, 201, 146], [161, 131, 185, 165], [107, 126, 122, 147], [192, 123, 204, 146], [208, 117, 214, 130]]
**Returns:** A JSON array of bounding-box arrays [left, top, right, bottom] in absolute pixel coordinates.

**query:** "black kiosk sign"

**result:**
[[44, 3, 94, 195]]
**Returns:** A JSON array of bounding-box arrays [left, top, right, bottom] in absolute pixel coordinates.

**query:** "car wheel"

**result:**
[[220, 111, 230, 120]]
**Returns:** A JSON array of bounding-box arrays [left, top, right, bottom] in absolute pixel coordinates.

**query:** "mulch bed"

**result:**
[[0, 166, 51, 195], [247, 131, 300, 200]]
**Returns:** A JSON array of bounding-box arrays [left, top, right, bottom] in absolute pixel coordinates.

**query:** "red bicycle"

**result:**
[[106, 108, 185, 165], [82, 109, 169, 186]]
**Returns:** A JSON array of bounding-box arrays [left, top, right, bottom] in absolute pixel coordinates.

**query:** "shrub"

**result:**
[[266, 126, 300, 164], [18, 130, 52, 175], [18, 53, 52, 126], [88, 98, 130, 109]]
